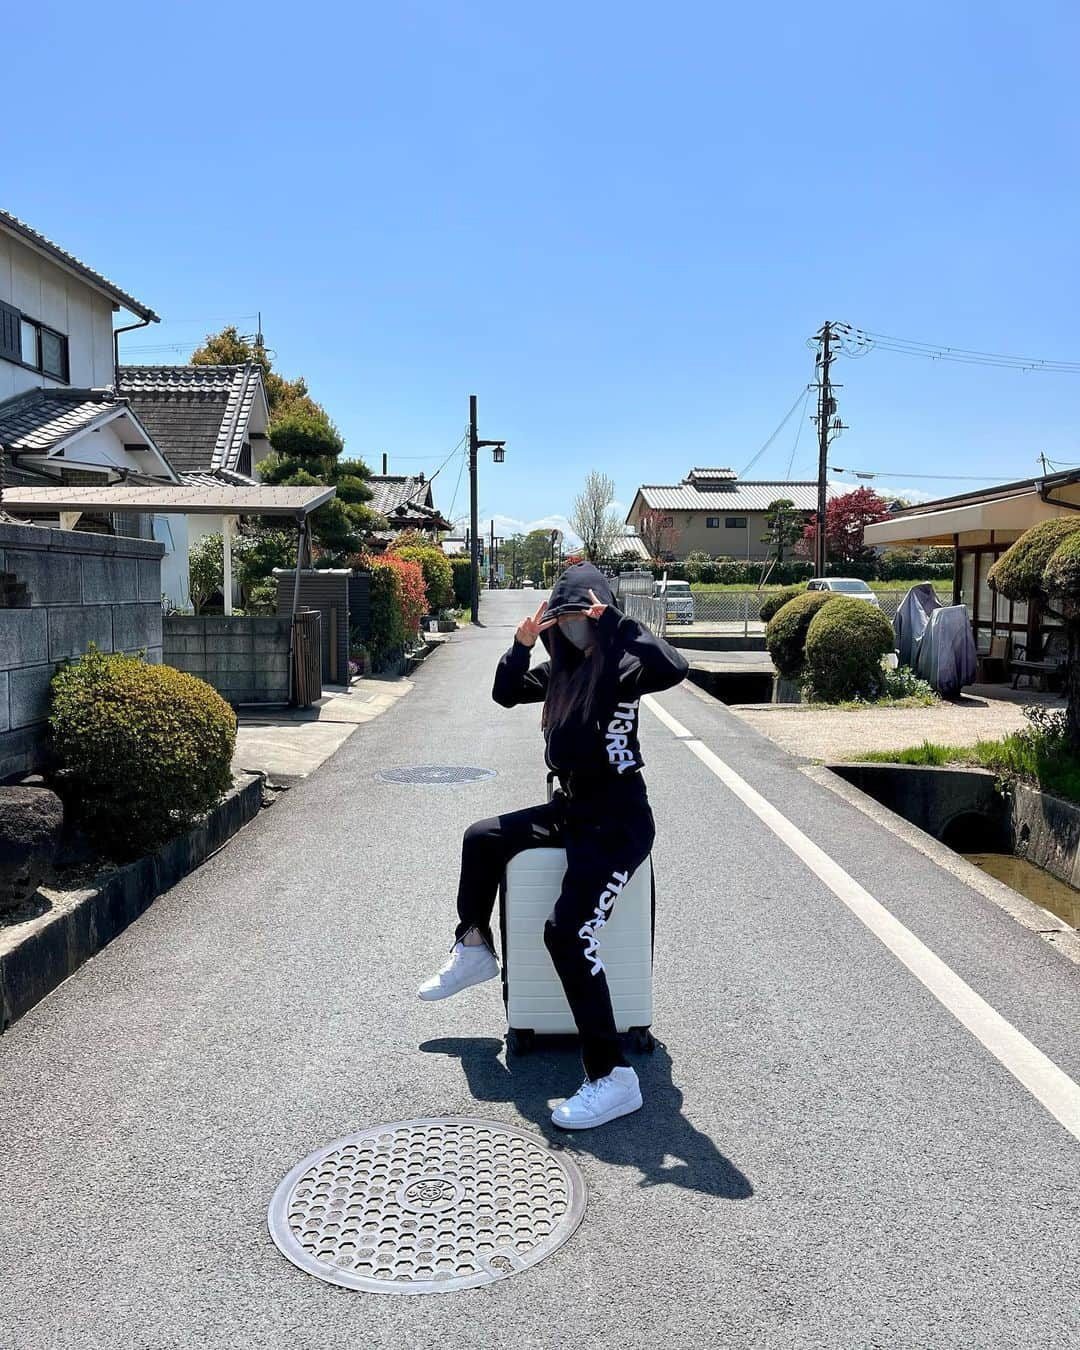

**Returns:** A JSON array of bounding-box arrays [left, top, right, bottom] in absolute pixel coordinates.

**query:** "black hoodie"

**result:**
[[492, 562, 689, 790]]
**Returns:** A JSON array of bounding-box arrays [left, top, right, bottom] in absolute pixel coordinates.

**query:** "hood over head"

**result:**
[[539, 562, 617, 658], [544, 561, 615, 617]]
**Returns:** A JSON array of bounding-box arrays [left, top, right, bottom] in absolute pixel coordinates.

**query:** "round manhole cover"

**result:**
[[377, 765, 497, 785], [268, 1118, 586, 1294]]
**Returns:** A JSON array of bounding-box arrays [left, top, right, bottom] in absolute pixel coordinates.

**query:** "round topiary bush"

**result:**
[[765, 591, 838, 677], [804, 596, 897, 702], [988, 518, 1080, 599], [759, 584, 806, 624], [49, 647, 237, 861]]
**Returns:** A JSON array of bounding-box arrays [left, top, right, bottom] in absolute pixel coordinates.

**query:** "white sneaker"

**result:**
[[551, 1066, 642, 1130], [417, 941, 499, 1001]]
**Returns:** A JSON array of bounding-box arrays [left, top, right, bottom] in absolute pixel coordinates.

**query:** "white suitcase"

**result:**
[[498, 845, 656, 1056]]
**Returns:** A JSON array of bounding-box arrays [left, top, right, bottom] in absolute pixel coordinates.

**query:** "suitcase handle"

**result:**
[[546, 770, 556, 803]]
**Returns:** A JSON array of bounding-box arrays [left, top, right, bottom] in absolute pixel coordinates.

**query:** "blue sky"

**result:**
[[4, 1, 1079, 542]]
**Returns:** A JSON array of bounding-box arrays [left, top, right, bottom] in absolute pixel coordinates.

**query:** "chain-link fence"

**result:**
[[687, 587, 951, 625]]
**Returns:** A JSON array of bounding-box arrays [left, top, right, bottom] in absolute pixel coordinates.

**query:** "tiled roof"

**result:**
[[0, 388, 127, 452], [366, 474, 435, 516], [686, 467, 737, 482], [0, 209, 158, 320], [119, 364, 264, 474], [635, 480, 844, 513], [180, 467, 260, 489]]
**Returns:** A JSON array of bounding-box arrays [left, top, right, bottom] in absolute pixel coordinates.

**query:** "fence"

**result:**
[[621, 592, 667, 636], [688, 587, 952, 627]]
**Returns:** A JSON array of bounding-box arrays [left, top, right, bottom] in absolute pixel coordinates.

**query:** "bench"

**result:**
[[1009, 630, 1068, 691]]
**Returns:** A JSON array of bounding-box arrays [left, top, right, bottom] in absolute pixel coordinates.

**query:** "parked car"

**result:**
[[655, 579, 696, 623], [522, 578, 535, 588], [806, 578, 882, 608]]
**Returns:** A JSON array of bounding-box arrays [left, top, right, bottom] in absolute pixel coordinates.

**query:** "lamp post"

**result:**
[[468, 394, 506, 624]]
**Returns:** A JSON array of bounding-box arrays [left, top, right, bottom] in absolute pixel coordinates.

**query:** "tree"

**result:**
[[798, 487, 891, 568], [636, 507, 681, 560], [761, 498, 805, 565], [569, 471, 624, 562], [191, 326, 384, 560], [989, 519, 1080, 749], [507, 529, 560, 584]]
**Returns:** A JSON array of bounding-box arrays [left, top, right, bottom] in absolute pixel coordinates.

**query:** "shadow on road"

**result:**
[[419, 1035, 752, 1200]]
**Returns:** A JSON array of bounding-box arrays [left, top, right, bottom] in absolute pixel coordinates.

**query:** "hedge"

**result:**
[[49, 647, 236, 861], [393, 543, 454, 612], [765, 592, 838, 678], [450, 557, 473, 608], [804, 597, 897, 702], [759, 584, 805, 623]]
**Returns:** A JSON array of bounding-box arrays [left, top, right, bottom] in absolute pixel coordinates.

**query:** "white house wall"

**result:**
[[153, 514, 191, 610], [0, 233, 117, 399]]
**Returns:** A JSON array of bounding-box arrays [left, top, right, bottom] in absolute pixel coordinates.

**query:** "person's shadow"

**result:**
[[419, 1035, 752, 1199]]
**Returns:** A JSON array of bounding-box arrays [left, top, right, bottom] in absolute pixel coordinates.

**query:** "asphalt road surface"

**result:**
[[2, 589, 1078, 1349]]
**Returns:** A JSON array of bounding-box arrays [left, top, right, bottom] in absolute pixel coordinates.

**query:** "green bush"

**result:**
[[393, 544, 454, 611], [49, 647, 236, 861], [765, 591, 837, 678], [759, 584, 805, 623], [988, 518, 1080, 599], [804, 596, 897, 702], [450, 557, 472, 608]]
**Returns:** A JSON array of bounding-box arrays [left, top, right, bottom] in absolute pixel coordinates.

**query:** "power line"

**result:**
[[829, 466, 1032, 482], [785, 385, 813, 478], [739, 385, 815, 477], [834, 323, 1080, 374]]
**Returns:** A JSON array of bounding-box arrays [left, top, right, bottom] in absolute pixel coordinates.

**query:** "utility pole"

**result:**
[[811, 322, 847, 577], [489, 519, 495, 590], [467, 395, 506, 623]]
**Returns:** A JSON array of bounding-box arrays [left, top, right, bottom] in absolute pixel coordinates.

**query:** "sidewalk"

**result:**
[[232, 676, 413, 784]]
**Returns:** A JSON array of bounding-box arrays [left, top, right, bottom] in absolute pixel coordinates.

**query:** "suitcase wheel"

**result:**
[[507, 1028, 536, 1057], [629, 1026, 655, 1054]]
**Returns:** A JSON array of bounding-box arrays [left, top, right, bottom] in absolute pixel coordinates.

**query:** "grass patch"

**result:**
[[855, 715, 1080, 806]]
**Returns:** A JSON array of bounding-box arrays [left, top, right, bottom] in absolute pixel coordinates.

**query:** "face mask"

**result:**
[[561, 617, 593, 651]]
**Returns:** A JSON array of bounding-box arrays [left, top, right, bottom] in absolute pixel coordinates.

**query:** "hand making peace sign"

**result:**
[[516, 600, 557, 648]]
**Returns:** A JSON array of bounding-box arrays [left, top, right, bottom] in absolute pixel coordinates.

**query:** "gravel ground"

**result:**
[[729, 685, 1066, 760]]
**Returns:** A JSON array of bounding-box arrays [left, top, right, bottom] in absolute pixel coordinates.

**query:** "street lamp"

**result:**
[[468, 394, 507, 624]]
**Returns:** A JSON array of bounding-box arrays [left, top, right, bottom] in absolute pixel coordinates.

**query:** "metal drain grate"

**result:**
[[268, 1117, 586, 1294], [377, 765, 497, 785]]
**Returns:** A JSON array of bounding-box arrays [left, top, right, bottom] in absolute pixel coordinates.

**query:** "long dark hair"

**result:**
[[541, 625, 610, 738]]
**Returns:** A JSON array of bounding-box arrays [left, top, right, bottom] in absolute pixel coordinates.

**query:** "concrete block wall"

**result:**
[[163, 615, 291, 706], [0, 521, 165, 780]]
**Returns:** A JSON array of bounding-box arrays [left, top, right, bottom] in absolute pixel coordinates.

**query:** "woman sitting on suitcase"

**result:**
[[418, 562, 689, 1130]]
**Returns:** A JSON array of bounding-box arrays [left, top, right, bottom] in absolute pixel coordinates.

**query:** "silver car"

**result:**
[[806, 578, 882, 608], [655, 579, 696, 623]]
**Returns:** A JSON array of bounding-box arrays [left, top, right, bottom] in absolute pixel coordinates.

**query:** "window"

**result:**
[[706, 517, 719, 528], [725, 516, 748, 529], [0, 303, 69, 381]]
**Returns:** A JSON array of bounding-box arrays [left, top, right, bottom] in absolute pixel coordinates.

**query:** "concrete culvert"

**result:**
[[941, 811, 1009, 854]]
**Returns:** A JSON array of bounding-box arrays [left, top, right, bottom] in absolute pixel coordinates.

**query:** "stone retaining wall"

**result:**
[[163, 615, 290, 705], [0, 522, 164, 780]]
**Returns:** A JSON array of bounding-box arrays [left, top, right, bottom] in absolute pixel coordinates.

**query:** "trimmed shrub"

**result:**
[[351, 553, 426, 668], [759, 584, 805, 623], [450, 557, 472, 608], [988, 518, 1080, 599], [49, 647, 236, 861], [804, 596, 897, 702], [765, 591, 838, 678], [393, 543, 454, 611]]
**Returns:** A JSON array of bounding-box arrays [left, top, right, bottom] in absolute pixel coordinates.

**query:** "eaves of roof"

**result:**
[[0, 209, 159, 321]]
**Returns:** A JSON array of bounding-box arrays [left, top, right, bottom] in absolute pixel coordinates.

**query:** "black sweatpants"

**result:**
[[454, 784, 656, 1081]]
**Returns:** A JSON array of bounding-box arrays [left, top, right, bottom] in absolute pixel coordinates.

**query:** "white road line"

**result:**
[[643, 694, 1080, 1144]]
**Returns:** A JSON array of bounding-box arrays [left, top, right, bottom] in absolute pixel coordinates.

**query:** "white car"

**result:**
[[655, 579, 695, 623], [806, 578, 882, 608]]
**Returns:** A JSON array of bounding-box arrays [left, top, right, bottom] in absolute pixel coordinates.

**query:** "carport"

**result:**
[[3, 483, 335, 703]]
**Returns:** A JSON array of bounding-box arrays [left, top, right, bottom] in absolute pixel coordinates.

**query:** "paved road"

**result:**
[[2, 590, 1079, 1349]]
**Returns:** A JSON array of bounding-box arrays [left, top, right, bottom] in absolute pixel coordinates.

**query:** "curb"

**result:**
[[0, 771, 265, 1031]]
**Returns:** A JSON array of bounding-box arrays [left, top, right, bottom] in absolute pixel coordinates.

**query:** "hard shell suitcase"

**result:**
[[498, 774, 656, 1056]]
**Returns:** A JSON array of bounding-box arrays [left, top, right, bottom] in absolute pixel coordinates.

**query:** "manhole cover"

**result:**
[[268, 1118, 586, 1294], [377, 765, 497, 785]]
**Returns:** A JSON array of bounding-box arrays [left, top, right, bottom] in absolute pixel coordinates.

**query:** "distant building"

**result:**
[[366, 473, 452, 546], [625, 467, 845, 561]]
